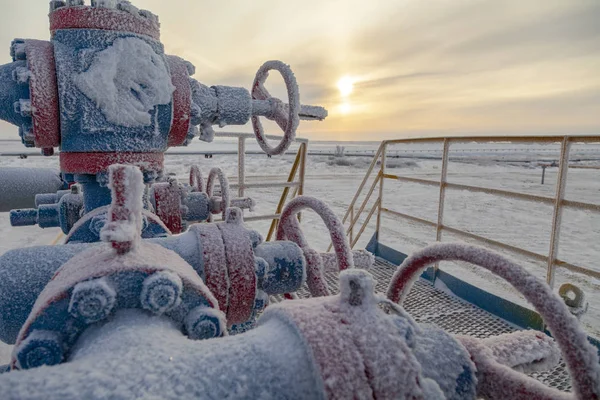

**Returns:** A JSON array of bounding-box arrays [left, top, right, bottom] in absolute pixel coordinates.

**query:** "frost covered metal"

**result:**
[[0, 0, 328, 239], [0, 1, 598, 399]]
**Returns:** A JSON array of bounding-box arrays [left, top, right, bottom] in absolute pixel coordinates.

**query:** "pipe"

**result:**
[[0, 309, 325, 399], [0, 168, 64, 212], [0, 229, 302, 344], [0, 243, 91, 343]]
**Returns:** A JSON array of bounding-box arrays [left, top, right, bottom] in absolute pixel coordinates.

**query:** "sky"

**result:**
[[0, 0, 599, 141]]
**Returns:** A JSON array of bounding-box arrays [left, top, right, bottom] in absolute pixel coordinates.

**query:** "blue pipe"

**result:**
[[77, 176, 112, 213], [0, 168, 64, 212], [0, 232, 303, 344], [0, 309, 325, 399], [0, 243, 91, 343]]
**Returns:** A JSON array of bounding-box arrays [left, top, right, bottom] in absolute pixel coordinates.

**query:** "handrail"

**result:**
[[334, 135, 600, 287], [326, 143, 384, 252], [266, 142, 307, 241]]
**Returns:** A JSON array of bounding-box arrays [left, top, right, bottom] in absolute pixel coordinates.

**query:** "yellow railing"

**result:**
[[330, 135, 600, 287]]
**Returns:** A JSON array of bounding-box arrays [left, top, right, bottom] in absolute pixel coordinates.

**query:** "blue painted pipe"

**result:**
[[0, 168, 64, 212], [9, 209, 38, 227], [0, 243, 91, 343], [0, 231, 304, 344], [0, 309, 326, 399], [80, 180, 112, 213], [35, 191, 70, 207]]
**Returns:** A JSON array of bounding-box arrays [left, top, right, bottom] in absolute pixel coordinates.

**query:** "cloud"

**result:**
[[0, 0, 598, 141]]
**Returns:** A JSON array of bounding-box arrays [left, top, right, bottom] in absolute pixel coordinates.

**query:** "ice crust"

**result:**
[[73, 37, 174, 128]]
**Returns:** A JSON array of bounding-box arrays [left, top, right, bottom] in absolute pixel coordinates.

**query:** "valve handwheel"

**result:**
[[251, 61, 300, 156], [386, 243, 600, 400], [277, 196, 354, 297], [206, 168, 230, 222], [189, 165, 204, 193]]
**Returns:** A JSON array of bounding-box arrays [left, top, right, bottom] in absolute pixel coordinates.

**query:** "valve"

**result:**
[[10, 185, 83, 234], [0, 168, 308, 343], [386, 243, 600, 400], [150, 166, 254, 233], [189, 164, 204, 192], [0, 1, 328, 237], [206, 167, 230, 222], [189, 60, 327, 155], [11, 164, 225, 371], [250, 61, 327, 155], [559, 283, 589, 318]]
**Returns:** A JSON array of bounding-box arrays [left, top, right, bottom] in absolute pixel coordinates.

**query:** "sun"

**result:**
[[337, 76, 354, 97]]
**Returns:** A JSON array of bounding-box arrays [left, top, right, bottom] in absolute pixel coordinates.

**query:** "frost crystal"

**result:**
[[73, 37, 174, 128]]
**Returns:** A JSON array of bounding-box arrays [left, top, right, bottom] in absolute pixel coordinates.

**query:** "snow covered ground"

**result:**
[[0, 137, 599, 364]]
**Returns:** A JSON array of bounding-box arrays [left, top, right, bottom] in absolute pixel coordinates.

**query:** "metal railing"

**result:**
[[330, 135, 600, 287], [197, 132, 307, 239]]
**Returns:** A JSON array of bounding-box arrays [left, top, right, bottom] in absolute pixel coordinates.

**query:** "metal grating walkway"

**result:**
[[293, 257, 572, 392]]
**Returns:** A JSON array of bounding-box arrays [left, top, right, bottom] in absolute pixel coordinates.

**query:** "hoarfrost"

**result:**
[[92, 0, 118, 8], [73, 37, 174, 128], [0, 309, 323, 399], [387, 243, 600, 399], [100, 165, 145, 247], [481, 330, 561, 373]]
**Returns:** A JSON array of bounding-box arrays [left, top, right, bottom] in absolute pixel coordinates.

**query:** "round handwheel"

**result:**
[[251, 60, 300, 156], [206, 168, 230, 221], [386, 243, 600, 400], [276, 196, 354, 297], [189, 165, 204, 193]]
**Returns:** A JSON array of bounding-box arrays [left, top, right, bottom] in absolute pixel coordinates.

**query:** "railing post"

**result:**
[[349, 206, 354, 244], [376, 143, 386, 241], [238, 137, 246, 198], [298, 142, 307, 223], [299, 143, 306, 197], [434, 139, 450, 273], [547, 137, 571, 288]]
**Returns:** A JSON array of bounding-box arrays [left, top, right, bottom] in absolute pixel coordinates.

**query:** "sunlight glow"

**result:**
[[337, 76, 354, 97], [339, 102, 352, 114]]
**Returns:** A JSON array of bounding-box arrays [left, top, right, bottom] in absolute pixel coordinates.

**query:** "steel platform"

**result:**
[[293, 257, 572, 393]]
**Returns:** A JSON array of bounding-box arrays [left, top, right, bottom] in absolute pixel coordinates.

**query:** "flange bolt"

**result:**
[[140, 271, 183, 315]]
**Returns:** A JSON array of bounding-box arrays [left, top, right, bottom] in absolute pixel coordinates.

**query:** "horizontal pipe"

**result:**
[[0, 229, 303, 344], [0, 168, 64, 212], [0, 309, 324, 399]]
